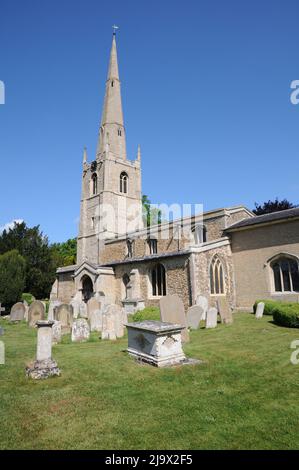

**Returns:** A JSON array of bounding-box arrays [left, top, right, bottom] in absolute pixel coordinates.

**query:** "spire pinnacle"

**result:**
[[137, 144, 141, 161], [83, 146, 87, 164], [107, 32, 119, 80]]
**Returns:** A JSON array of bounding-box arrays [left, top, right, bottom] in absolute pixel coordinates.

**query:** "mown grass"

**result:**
[[0, 313, 299, 450]]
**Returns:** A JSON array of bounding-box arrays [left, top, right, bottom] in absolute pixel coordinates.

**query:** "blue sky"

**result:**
[[0, 0, 298, 242]]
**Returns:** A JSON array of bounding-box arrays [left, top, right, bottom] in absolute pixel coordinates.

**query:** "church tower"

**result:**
[[77, 32, 143, 266]]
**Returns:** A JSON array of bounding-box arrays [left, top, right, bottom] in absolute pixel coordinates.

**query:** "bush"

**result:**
[[21, 293, 35, 305], [130, 306, 160, 322], [272, 305, 299, 328], [0, 250, 26, 309], [253, 299, 294, 316]]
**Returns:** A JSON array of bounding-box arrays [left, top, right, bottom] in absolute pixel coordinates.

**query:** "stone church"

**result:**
[[53, 34, 299, 312]]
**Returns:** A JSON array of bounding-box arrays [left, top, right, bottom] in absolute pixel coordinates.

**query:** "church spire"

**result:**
[[96, 32, 127, 159]]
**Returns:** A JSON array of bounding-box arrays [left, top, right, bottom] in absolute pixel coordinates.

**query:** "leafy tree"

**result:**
[[0, 222, 56, 299], [51, 238, 77, 267], [0, 249, 26, 309], [253, 198, 297, 216], [142, 194, 162, 227]]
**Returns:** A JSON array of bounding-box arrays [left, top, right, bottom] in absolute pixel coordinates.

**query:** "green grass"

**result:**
[[0, 313, 299, 450]]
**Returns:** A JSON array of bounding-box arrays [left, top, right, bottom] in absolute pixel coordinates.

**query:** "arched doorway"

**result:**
[[81, 275, 94, 303]]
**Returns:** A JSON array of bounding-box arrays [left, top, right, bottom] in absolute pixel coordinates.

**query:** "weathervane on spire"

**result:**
[[112, 25, 119, 35]]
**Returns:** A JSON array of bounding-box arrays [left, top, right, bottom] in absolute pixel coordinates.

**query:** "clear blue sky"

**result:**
[[0, 0, 298, 242]]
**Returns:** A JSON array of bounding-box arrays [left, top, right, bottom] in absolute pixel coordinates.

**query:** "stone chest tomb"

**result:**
[[126, 320, 186, 367]]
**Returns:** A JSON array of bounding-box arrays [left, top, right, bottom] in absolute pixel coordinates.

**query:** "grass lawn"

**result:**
[[0, 312, 299, 450]]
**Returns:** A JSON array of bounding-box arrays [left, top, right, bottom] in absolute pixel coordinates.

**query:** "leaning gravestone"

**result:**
[[54, 304, 73, 327], [10, 302, 25, 322], [206, 307, 218, 329], [196, 295, 208, 321], [255, 302, 265, 319], [28, 300, 46, 327], [216, 298, 233, 324], [71, 318, 90, 342], [186, 305, 204, 330], [159, 294, 189, 343]]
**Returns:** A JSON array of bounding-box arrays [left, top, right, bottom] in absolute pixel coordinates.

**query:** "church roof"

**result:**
[[102, 250, 190, 267], [225, 207, 299, 232]]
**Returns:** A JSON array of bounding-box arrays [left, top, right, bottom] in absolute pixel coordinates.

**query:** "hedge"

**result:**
[[253, 299, 299, 328], [253, 299, 295, 316]]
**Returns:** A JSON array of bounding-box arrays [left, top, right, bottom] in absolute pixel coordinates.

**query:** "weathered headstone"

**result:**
[[79, 302, 88, 319], [52, 320, 62, 344], [10, 302, 25, 322], [28, 300, 46, 327], [101, 304, 124, 340], [216, 298, 233, 324], [205, 307, 218, 329], [26, 320, 60, 379], [186, 305, 204, 330], [48, 300, 61, 321], [196, 295, 208, 321], [159, 294, 189, 342], [70, 298, 80, 319], [87, 297, 101, 317], [255, 302, 265, 319], [71, 318, 90, 342], [89, 310, 103, 332], [54, 304, 73, 331]]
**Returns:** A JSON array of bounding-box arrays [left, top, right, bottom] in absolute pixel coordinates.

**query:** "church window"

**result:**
[[126, 239, 133, 258], [111, 80, 114, 87], [91, 217, 95, 229], [148, 239, 158, 254], [271, 256, 299, 292], [118, 128, 122, 136], [151, 263, 166, 297], [91, 173, 98, 195], [120, 172, 128, 193], [210, 256, 225, 295]]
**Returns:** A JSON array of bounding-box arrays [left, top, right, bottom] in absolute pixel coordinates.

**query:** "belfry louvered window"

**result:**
[[120, 172, 128, 193]]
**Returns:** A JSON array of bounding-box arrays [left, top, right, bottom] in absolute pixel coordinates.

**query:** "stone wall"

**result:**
[[230, 219, 299, 308], [57, 271, 75, 303]]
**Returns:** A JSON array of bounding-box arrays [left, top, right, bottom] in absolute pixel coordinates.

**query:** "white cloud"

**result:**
[[0, 219, 24, 234]]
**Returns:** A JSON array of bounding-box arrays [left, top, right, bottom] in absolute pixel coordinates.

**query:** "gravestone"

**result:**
[[28, 300, 46, 327], [89, 309, 103, 332], [79, 302, 88, 319], [23, 301, 29, 322], [216, 298, 233, 324], [159, 294, 189, 342], [87, 297, 101, 318], [101, 304, 124, 340], [52, 321, 62, 344], [54, 304, 73, 331], [70, 298, 80, 319], [71, 318, 90, 342], [206, 307, 218, 329], [48, 300, 61, 321], [255, 302, 265, 319], [186, 305, 204, 330], [10, 302, 25, 322], [26, 321, 60, 379], [196, 295, 208, 321]]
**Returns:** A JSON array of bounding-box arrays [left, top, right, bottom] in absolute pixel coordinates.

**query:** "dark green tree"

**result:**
[[51, 238, 77, 267], [142, 194, 162, 227], [253, 198, 297, 216], [0, 249, 26, 309], [0, 222, 56, 299]]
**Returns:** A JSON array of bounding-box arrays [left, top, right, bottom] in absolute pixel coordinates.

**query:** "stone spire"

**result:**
[[97, 33, 127, 160]]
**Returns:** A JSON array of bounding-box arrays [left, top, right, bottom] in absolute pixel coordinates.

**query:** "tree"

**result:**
[[253, 198, 297, 216], [51, 238, 77, 267], [0, 222, 56, 299], [0, 250, 26, 308], [142, 194, 162, 227]]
